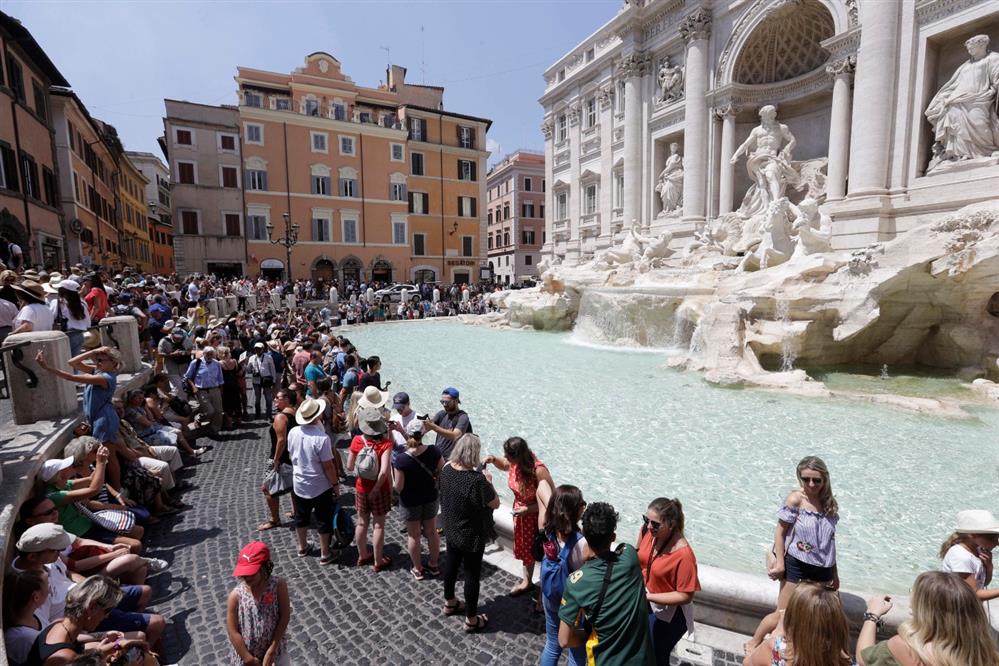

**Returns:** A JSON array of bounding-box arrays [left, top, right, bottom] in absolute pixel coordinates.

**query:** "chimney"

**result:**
[[387, 65, 407, 91]]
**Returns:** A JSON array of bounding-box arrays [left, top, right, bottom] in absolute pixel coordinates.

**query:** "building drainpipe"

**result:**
[[9, 97, 34, 264], [282, 122, 292, 281], [438, 115, 445, 283]]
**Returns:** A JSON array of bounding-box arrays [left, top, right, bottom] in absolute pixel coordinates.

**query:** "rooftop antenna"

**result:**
[[420, 25, 426, 84], [380, 45, 390, 69]]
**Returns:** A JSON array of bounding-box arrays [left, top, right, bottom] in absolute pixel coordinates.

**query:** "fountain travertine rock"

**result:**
[[484, 199, 999, 407]]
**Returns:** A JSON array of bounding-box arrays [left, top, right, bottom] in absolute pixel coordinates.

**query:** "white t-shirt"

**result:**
[[390, 409, 418, 448], [942, 544, 986, 589], [0, 298, 18, 327], [50, 300, 91, 331], [13, 302, 55, 331], [10, 556, 74, 624], [287, 424, 334, 499]]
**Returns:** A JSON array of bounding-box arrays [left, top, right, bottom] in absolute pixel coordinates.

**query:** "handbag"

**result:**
[[261, 376, 275, 389], [168, 395, 194, 418], [76, 502, 136, 534], [264, 462, 294, 496], [532, 529, 548, 562]]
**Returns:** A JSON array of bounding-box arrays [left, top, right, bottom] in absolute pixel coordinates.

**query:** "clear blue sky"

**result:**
[[1, 0, 618, 164]]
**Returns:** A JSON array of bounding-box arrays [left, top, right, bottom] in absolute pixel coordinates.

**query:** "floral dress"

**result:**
[[229, 576, 285, 665], [508, 459, 547, 564]]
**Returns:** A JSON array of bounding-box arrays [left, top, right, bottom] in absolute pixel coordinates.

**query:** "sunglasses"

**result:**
[[642, 515, 662, 531], [801, 477, 824, 486]]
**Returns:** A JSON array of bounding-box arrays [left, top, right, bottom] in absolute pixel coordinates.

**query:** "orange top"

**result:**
[[637, 529, 701, 595]]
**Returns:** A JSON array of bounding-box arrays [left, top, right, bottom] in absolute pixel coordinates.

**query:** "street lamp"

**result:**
[[267, 211, 299, 281]]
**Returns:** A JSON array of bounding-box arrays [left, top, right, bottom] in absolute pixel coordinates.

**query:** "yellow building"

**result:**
[[118, 154, 153, 273]]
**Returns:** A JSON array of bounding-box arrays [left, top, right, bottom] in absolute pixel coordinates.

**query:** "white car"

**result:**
[[374, 284, 421, 304]]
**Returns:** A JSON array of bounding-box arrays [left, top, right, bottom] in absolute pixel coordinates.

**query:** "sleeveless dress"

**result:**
[[228, 576, 285, 665], [508, 459, 546, 564], [84, 372, 119, 442], [221, 364, 241, 417]]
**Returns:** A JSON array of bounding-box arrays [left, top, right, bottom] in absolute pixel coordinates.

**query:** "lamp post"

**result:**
[[266, 212, 299, 282]]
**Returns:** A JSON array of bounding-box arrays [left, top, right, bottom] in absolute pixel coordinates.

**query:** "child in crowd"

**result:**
[[226, 541, 290, 666]]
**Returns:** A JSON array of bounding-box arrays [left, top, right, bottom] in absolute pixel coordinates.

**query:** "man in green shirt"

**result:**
[[559, 501, 655, 666]]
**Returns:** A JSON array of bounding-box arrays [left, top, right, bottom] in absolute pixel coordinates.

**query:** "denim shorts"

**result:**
[[784, 553, 834, 583], [97, 609, 150, 633], [400, 498, 439, 523]]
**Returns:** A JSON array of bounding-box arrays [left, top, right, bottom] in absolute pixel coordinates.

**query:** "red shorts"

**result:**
[[355, 488, 392, 516]]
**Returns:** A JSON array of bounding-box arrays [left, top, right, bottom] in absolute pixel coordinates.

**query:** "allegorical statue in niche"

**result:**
[[657, 56, 684, 103], [924, 34, 999, 170], [730, 105, 800, 218], [655, 142, 683, 216]]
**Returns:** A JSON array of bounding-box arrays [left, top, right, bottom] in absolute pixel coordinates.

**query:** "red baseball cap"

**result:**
[[232, 541, 271, 577]]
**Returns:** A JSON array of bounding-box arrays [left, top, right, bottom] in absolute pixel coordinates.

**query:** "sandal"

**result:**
[[256, 520, 280, 532], [319, 553, 338, 566], [373, 556, 392, 572], [509, 582, 536, 597], [443, 600, 465, 616], [410, 567, 425, 581], [298, 543, 317, 558], [464, 614, 489, 633], [356, 554, 374, 567], [426, 565, 441, 577]]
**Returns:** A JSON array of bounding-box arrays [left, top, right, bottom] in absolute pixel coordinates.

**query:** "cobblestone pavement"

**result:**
[[145, 415, 549, 665]]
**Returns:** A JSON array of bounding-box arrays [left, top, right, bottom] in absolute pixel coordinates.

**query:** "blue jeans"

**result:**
[[540, 595, 585, 666], [649, 610, 687, 666]]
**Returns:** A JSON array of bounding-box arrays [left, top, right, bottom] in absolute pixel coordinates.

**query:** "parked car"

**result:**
[[374, 283, 422, 304]]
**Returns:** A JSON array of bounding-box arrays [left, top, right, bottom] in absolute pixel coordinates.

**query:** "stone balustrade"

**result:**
[[2, 331, 76, 425], [97, 316, 143, 374]]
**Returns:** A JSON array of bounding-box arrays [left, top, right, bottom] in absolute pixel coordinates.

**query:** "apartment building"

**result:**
[[486, 150, 545, 285], [161, 100, 245, 277], [126, 151, 173, 274], [50, 89, 120, 269], [118, 153, 152, 272], [236, 53, 490, 285], [0, 12, 68, 268]]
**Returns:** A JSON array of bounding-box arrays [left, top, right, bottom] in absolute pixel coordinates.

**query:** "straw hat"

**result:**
[[955, 510, 999, 534], [295, 397, 326, 425], [42, 273, 64, 294], [12, 280, 46, 302], [267, 340, 282, 353], [357, 386, 389, 411]]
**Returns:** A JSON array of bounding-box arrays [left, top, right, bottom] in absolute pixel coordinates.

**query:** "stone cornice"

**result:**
[[820, 27, 861, 63], [679, 7, 712, 43], [916, 0, 990, 25], [649, 107, 685, 134], [640, 0, 688, 43], [709, 65, 833, 108]]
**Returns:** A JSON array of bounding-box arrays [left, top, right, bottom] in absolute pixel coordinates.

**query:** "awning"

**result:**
[[260, 259, 284, 269]]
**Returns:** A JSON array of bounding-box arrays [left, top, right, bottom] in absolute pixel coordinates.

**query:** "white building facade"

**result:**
[[540, 0, 999, 261]]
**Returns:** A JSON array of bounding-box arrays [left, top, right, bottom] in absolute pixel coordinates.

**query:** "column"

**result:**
[[620, 52, 647, 229], [679, 8, 712, 222], [715, 103, 740, 215], [847, 0, 899, 196], [825, 56, 855, 201], [541, 119, 554, 255]]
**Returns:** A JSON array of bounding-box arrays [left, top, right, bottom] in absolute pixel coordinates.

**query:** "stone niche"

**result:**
[[651, 131, 684, 224], [915, 16, 999, 177], [730, 96, 832, 208]]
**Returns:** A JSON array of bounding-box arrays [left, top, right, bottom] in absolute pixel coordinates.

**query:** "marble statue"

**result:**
[[737, 199, 797, 271], [592, 221, 672, 268], [925, 35, 999, 171], [655, 143, 684, 216], [790, 197, 833, 257], [731, 105, 800, 218], [657, 56, 684, 104]]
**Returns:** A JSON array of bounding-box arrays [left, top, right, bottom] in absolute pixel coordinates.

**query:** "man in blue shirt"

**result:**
[[185, 345, 225, 435], [304, 350, 327, 397]]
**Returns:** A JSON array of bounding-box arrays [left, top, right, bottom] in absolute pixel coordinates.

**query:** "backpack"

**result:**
[[331, 504, 354, 550], [355, 437, 380, 480], [540, 531, 583, 606]]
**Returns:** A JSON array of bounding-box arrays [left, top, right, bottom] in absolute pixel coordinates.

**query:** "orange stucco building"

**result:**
[[237, 53, 490, 285]]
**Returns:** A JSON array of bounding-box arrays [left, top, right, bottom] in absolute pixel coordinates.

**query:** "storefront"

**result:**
[[259, 258, 284, 280]]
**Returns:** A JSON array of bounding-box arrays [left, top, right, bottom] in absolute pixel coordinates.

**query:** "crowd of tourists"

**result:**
[[1, 264, 998, 665]]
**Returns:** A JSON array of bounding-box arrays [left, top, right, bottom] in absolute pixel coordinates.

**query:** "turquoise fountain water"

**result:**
[[346, 320, 999, 593]]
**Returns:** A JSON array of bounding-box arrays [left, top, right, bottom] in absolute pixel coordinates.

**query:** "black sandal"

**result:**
[[443, 599, 465, 616], [464, 614, 489, 633]]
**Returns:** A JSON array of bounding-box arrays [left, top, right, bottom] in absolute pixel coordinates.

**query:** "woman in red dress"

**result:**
[[484, 436, 553, 596]]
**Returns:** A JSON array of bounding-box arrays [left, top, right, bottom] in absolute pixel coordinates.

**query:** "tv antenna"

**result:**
[[420, 25, 426, 84], [380, 46, 390, 69]]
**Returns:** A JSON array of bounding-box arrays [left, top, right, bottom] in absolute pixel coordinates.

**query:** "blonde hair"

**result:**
[[899, 571, 999, 666], [216, 345, 231, 360], [64, 436, 100, 464], [939, 532, 971, 559], [781, 583, 852, 666], [797, 456, 837, 516], [450, 433, 482, 468]]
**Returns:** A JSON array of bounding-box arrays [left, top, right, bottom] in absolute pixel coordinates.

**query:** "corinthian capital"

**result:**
[[617, 51, 650, 79], [679, 7, 712, 43], [541, 119, 554, 140], [712, 102, 742, 120], [825, 55, 857, 79]]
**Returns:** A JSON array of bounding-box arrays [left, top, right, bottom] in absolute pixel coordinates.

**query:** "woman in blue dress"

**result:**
[[36, 345, 123, 445]]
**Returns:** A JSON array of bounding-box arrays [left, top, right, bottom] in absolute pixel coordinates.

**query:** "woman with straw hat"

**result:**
[[938, 509, 999, 601], [11, 280, 54, 333]]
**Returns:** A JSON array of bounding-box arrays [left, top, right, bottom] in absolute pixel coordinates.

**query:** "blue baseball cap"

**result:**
[[442, 387, 460, 402], [392, 392, 410, 408]]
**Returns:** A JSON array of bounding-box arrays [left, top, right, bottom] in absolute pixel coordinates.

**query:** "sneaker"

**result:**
[[144, 557, 169, 574], [298, 542, 318, 558]]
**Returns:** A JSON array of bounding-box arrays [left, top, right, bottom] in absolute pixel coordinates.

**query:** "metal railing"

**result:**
[[0, 339, 38, 396]]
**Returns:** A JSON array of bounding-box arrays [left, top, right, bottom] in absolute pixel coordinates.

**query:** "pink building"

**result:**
[[486, 150, 545, 285]]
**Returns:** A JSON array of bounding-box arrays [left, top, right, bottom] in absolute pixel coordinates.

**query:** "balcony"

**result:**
[[552, 219, 569, 230], [580, 213, 600, 235]]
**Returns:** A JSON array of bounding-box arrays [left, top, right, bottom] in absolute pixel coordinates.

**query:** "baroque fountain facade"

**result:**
[[494, 0, 999, 408]]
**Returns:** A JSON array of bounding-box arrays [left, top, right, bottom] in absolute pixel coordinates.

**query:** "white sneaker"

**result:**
[[144, 557, 169, 574]]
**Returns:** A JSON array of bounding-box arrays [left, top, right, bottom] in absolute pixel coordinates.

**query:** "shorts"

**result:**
[[83, 524, 119, 544], [118, 584, 145, 612], [146, 426, 178, 447], [293, 488, 335, 534], [355, 487, 392, 516], [784, 553, 835, 584], [400, 498, 438, 523], [97, 609, 150, 633]]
